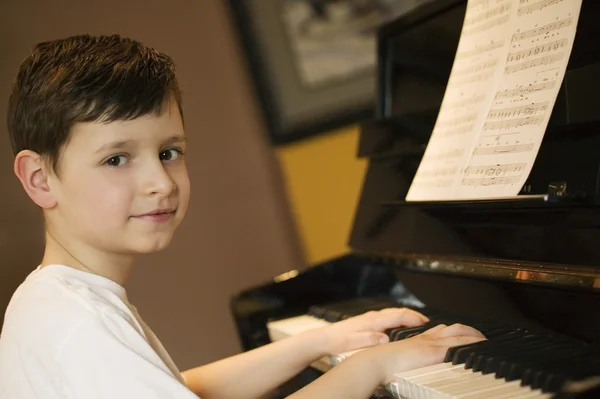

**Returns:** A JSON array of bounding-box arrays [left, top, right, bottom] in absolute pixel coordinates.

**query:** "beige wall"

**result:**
[[0, 0, 306, 369]]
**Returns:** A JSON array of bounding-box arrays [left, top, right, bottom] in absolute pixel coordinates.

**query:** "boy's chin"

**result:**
[[125, 236, 175, 254]]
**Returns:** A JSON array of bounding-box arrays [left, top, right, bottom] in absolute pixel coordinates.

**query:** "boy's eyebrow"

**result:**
[[164, 135, 187, 144], [94, 140, 132, 154], [94, 135, 187, 154]]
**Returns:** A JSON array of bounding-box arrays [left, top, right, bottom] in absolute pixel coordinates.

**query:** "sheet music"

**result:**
[[406, 0, 582, 201]]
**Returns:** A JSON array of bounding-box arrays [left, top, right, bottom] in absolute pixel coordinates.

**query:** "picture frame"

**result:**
[[226, 0, 425, 145]]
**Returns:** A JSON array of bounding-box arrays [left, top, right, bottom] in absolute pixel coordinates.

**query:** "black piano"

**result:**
[[230, 1, 600, 397]]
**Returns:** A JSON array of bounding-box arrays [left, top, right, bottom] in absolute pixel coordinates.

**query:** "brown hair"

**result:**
[[7, 34, 183, 171]]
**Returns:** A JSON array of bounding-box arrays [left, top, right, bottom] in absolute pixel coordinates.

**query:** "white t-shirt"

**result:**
[[0, 264, 200, 398]]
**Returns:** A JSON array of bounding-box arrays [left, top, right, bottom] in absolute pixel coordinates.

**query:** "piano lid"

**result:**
[[348, 0, 600, 289]]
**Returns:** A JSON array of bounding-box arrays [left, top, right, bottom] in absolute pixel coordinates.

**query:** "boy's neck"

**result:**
[[41, 231, 135, 286]]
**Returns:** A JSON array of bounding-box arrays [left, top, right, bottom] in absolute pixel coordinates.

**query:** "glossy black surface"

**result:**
[[231, 1, 600, 397], [352, 0, 600, 270], [230, 256, 600, 397]]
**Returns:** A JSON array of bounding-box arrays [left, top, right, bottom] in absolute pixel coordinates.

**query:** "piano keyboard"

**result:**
[[267, 298, 600, 398]]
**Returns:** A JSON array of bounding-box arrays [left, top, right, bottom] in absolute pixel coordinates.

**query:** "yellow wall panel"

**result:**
[[276, 126, 367, 264]]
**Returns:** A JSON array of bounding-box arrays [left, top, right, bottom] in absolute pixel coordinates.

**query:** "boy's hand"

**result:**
[[315, 308, 430, 357], [360, 323, 487, 385]]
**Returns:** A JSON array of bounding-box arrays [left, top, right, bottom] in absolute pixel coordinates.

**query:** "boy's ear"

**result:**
[[13, 150, 57, 209]]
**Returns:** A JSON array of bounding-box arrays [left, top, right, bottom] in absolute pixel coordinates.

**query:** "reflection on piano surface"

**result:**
[[231, 0, 600, 398]]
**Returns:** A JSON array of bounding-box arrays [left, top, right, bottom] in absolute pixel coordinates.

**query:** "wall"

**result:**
[[276, 126, 367, 264], [0, 0, 306, 370]]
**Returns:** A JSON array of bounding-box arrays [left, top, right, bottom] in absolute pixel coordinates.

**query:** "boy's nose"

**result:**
[[143, 165, 176, 197]]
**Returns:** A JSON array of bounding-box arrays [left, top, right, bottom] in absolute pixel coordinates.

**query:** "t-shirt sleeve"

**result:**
[[56, 315, 200, 399]]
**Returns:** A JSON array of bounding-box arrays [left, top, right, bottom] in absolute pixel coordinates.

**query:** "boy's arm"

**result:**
[[181, 327, 331, 398], [181, 308, 428, 399], [287, 324, 486, 399]]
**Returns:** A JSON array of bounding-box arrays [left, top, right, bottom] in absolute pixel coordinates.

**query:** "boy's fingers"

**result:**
[[436, 323, 486, 339], [380, 307, 429, 323], [370, 308, 429, 331], [436, 334, 487, 348], [421, 324, 447, 336], [346, 332, 390, 351]]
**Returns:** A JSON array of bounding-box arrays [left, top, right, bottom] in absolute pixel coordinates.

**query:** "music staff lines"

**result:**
[[518, 0, 565, 17], [473, 143, 535, 155], [464, 163, 526, 176], [507, 38, 567, 63], [505, 52, 565, 74], [450, 70, 495, 86], [487, 101, 549, 120], [483, 115, 545, 131], [446, 94, 487, 108], [461, 176, 521, 187], [425, 149, 465, 162], [415, 166, 458, 179], [495, 81, 556, 99], [412, 177, 454, 188], [437, 123, 477, 138], [456, 40, 505, 60], [464, 3, 512, 27], [436, 112, 478, 129], [463, 13, 511, 36], [450, 59, 500, 79], [511, 17, 573, 42], [469, 0, 509, 9]]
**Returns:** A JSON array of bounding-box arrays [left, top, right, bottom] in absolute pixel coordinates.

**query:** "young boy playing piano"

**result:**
[[0, 34, 484, 399]]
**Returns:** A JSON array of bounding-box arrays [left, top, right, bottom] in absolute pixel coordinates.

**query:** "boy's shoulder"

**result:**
[[0, 267, 191, 397], [1, 265, 138, 350]]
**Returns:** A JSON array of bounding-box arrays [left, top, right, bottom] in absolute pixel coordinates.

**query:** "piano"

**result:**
[[230, 0, 600, 397]]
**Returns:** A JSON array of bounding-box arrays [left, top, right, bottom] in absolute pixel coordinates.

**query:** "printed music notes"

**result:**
[[406, 0, 582, 201]]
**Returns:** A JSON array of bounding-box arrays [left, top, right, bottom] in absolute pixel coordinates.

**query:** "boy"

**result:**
[[0, 34, 484, 398]]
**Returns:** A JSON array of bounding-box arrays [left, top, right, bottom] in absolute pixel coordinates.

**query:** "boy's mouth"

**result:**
[[132, 208, 177, 222]]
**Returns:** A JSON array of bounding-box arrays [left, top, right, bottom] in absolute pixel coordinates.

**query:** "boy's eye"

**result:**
[[105, 155, 128, 167], [160, 148, 182, 161]]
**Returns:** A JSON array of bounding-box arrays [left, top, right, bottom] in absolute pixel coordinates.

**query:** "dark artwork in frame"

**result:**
[[226, 0, 434, 145]]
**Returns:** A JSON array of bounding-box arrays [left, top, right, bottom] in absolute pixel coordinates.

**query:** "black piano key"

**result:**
[[541, 356, 600, 392], [503, 341, 576, 376], [484, 338, 565, 376], [452, 329, 529, 361], [531, 355, 598, 391], [465, 333, 547, 371], [323, 311, 343, 322], [503, 341, 582, 382], [308, 305, 327, 318], [478, 326, 515, 339], [450, 331, 528, 365], [389, 317, 457, 341], [390, 325, 428, 341], [520, 345, 585, 386], [310, 297, 406, 321], [522, 345, 596, 389]]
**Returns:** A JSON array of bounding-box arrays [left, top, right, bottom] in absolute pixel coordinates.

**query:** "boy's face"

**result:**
[[46, 99, 190, 255]]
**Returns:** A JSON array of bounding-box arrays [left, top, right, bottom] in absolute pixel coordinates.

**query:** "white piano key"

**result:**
[[509, 390, 553, 398], [454, 378, 529, 398], [404, 368, 468, 399], [393, 363, 464, 398], [266, 314, 330, 341], [395, 362, 463, 380], [423, 372, 496, 399], [464, 383, 538, 398], [415, 368, 480, 399], [444, 374, 513, 395]]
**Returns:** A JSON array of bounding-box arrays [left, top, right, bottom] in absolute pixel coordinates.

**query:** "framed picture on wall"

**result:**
[[227, 0, 431, 145]]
